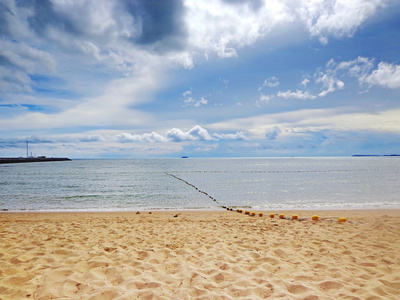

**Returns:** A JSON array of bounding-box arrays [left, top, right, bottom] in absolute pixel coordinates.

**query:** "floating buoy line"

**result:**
[[165, 172, 348, 223], [165, 172, 222, 206], [232, 210, 348, 223]]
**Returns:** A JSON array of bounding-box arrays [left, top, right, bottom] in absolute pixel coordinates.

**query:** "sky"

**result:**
[[1, 0, 400, 158]]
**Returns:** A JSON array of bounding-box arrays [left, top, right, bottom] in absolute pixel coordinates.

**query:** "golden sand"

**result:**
[[1, 209, 400, 299]]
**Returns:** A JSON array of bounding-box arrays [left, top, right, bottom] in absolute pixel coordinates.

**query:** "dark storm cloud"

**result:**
[[121, 0, 187, 51], [18, 0, 187, 53], [26, 0, 81, 36]]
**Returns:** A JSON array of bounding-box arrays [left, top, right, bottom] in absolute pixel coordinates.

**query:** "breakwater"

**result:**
[[0, 157, 71, 164]]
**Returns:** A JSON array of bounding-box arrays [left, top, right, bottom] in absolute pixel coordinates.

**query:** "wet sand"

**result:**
[[1, 209, 399, 299]]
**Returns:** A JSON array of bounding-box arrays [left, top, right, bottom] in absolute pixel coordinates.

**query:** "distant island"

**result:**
[[352, 154, 399, 157], [0, 157, 71, 164]]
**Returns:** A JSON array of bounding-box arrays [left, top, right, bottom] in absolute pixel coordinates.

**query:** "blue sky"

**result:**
[[1, 0, 400, 158]]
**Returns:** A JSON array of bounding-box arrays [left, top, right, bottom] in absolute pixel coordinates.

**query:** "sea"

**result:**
[[1, 157, 399, 212]]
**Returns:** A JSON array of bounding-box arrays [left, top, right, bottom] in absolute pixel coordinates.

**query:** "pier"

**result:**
[[0, 157, 71, 164]]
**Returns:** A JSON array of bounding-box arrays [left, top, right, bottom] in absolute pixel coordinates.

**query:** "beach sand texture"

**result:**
[[0, 210, 399, 299]]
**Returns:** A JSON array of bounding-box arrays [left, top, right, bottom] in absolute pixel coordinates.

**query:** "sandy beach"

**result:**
[[0, 209, 399, 299]]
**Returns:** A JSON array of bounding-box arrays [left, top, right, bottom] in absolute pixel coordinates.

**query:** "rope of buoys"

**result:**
[[165, 172, 222, 206], [224, 208, 348, 223]]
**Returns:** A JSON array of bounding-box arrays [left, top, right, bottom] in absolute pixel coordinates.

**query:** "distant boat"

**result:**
[[181, 156, 189, 158]]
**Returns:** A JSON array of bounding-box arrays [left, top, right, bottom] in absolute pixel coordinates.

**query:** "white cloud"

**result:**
[[183, 90, 192, 97], [258, 76, 279, 91], [213, 131, 247, 140], [195, 97, 208, 107], [257, 56, 387, 102], [297, 0, 386, 44], [316, 74, 345, 97], [317, 56, 400, 91], [365, 62, 400, 89], [166, 125, 216, 142], [301, 78, 310, 87], [277, 90, 317, 100], [183, 91, 209, 107], [183, 0, 387, 61], [185, 0, 293, 58], [259, 94, 275, 104], [117, 132, 167, 143], [336, 56, 374, 84]]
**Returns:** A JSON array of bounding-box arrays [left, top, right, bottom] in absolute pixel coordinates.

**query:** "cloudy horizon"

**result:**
[[1, 0, 400, 158]]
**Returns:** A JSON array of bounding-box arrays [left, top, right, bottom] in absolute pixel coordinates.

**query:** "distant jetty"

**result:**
[[352, 154, 400, 157], [0, 157, 71, 164]]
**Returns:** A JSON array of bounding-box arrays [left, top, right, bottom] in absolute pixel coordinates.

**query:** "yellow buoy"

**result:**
[[270, 213, 275, 218], [259, 213, 263, 217], [312, 215, 319, 221], [279, 214, 285, 219], [338, 217, 347, 223], [292, 214, 298, 220], [245, 211, 250, 215], [251, 212, 256, 216]]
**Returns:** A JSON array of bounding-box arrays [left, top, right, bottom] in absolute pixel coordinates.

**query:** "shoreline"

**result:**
[[1, 209, 399, 299], [2, 206, 400, 214]]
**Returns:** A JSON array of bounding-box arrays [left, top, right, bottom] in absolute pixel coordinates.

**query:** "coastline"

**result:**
[[1, 209, 399, 299]]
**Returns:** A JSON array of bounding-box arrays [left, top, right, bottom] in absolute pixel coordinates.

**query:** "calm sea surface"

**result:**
[[1, 157, 399, 212]]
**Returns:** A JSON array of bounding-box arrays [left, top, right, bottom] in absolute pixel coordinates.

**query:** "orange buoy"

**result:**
[[292, 214, 298, 220], [259, 213, 263, 217], [270, 213, 275, 218], [245, 211, 250, 215], [312, 215, 319, 221], [279, 214, 285, 219], [338, 217, 347, 223], [251, 212, 256, 216]]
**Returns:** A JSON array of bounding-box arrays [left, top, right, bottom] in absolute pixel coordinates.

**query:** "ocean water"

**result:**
[[0, 157, 399, 212]]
